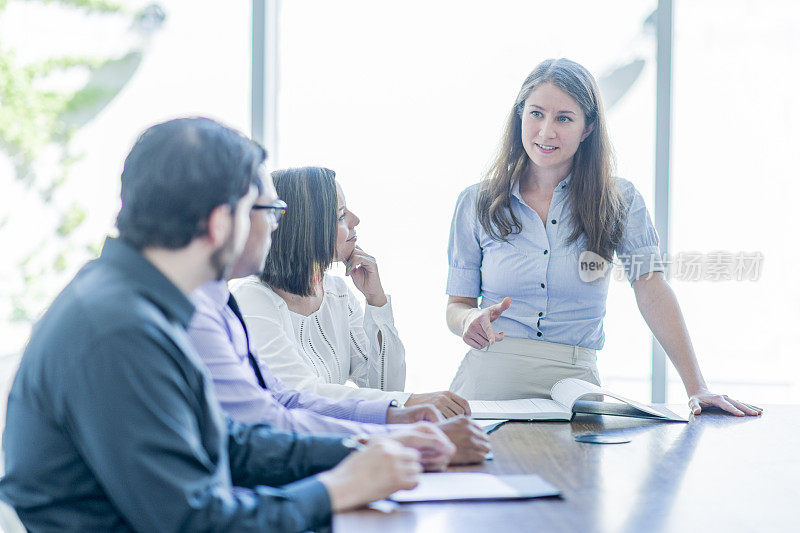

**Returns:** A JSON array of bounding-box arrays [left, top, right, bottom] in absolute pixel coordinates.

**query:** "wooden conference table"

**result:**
[[335, 405, 798, 533]]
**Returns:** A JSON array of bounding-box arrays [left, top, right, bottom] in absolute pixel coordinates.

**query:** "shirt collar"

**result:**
[[194, 280, 231, 311], [511, 178, 523, 202], [558, 172, 572, 191], [510, 172, 572, 201], [99, 237, 195, 328]]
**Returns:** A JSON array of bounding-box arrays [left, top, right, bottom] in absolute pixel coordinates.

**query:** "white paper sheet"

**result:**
[[389, 473, 516, 502]]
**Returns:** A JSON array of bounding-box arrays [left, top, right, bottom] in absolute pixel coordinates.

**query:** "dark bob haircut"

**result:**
[[260, 167, 337, 296], [116, 117, 266, 249]]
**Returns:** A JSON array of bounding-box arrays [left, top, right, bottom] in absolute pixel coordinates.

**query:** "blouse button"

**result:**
[[544, 250, 548, 255], [540, 283, 545, 289], [538, 312, 543, 317], [537, 332, 543, 337], [551, 219, 557, 224]]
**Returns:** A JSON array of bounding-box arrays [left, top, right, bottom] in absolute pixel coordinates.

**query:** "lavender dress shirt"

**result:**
[[188, 280, 391, 435]]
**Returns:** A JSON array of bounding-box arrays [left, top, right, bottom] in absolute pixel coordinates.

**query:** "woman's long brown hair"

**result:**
[[477, 58, 625, 261], [260, 167, 337, 296]]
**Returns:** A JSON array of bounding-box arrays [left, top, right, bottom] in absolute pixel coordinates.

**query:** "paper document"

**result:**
[[389, 473, 560, 503]]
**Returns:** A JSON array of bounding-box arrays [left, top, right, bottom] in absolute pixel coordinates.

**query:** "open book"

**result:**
[[469, 378, 686, 422]]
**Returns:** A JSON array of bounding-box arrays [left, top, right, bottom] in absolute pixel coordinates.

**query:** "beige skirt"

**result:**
[[449, 337, 600, 400]]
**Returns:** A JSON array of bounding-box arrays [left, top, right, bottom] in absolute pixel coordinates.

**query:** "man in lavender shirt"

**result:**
[[190, 279, 431, 434], [188, 166, 491, 463]]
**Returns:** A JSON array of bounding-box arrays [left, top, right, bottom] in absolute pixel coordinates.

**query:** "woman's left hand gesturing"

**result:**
[[345, 245, 387, 307], [688, 389, 763, 417]]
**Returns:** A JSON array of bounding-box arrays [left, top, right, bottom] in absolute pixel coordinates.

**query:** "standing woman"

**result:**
[[446, 58, 760, 417]]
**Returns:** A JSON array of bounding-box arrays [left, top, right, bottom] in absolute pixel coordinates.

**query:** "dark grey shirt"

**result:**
[[0, 238, 351, 532]]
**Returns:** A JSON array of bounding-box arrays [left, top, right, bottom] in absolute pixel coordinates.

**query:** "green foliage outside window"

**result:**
[[0, 0, 161, 325]]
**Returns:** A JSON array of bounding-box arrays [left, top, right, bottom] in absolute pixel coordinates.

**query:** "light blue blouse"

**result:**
[[446, 175, 663, 350]]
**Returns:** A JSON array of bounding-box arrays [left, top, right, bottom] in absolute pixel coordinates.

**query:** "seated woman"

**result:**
[[231, 167, 470, 418]]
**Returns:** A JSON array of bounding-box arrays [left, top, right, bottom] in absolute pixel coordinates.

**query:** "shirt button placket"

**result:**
[[538, 183, 565, 341], [536, 312, 543, 336], [540, 243, 549, 338]]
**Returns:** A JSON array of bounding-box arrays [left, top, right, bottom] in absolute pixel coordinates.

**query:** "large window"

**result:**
[[276, 0, 658, 396], [0, 0, 251, 412], [667, 0, 800, 401], [4, 0, 796, 410]]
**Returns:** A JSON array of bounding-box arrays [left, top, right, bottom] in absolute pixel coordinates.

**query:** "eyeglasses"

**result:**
[[252, 199, 287, 224]]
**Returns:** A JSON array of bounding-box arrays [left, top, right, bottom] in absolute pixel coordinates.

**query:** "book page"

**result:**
[[571, 400, 686, 421], [597, 393, 687, 421], [551, 378, 686, 421], [550, 378, 606, 408], [468, 398, 570, 420]]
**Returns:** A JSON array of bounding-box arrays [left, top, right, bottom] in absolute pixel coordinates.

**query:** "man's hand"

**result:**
[[405, 391, 471, 418], [462, 297, 511, 349], [689, 389, 763, 417], [318, 438, 421, 512], [385, 422, 456, 472], [436, 416, 491, 464], [386, 404, 443, 424]]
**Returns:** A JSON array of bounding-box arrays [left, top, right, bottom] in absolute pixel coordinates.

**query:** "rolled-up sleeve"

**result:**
[[446, 185, 482, 297], [615, 179, 665, 283]]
